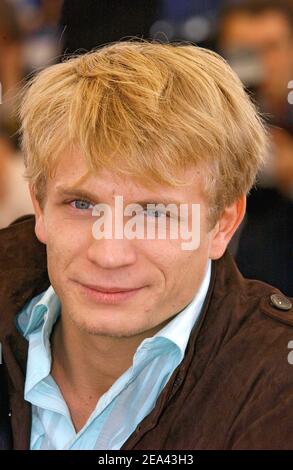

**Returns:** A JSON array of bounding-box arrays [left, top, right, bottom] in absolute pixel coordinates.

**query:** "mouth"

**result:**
[[72, 281, 145, 304]]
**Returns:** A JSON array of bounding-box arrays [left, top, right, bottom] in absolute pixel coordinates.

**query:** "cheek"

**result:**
[[151, 250, 208, 316], [45, 223, 88, 274], [171, 238, 209, 284], [148, 241, 206, 292]]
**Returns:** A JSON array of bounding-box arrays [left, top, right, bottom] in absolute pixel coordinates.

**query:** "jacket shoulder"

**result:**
[[0, 214, 38, 249], [0, 214, 36, 241], [0, 214, 49, 308], [0, 213, 47, 268], [259, 290, 293, 328]]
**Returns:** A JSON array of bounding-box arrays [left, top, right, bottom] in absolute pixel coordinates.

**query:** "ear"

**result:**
[[29, 185, 47, 245], [209, 195, 246, 260]]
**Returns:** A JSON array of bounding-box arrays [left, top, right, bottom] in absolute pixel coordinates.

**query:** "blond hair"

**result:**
[[19, 41, 268, 226]]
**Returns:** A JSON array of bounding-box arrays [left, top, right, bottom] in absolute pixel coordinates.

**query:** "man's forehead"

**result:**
[[52, 164, 203, 205]]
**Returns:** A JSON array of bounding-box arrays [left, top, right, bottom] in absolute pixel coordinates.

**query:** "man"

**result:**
[[218, 0, 293, 296], [0, 41, 292, 450], [218, 0, 293, 190], [218, 0, 293, 128]]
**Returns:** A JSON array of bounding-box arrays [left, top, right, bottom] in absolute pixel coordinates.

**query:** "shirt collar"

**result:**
[[17, 285, 60, 338]]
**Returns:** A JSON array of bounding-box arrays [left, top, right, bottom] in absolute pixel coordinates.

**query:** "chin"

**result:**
[[69, 310, 152, 338]]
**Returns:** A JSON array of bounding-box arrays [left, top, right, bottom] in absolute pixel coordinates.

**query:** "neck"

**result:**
[[50, 313, 169, 432], [51, 314, 167, 400]]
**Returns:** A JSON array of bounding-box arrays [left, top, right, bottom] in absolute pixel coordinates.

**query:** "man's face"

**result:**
[[220, 10, 293, 103], [32, 148, 217, 339]]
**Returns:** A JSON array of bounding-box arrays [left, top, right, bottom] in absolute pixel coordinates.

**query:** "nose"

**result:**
[[87, 236, 137, 269]]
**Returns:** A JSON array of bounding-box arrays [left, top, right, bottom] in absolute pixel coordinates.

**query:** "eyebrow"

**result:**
[[55, 185, 184, 207], [55, 186, 101, 204]]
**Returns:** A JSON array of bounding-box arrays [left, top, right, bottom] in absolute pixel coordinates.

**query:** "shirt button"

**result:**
[[270, 294, 292, 311]]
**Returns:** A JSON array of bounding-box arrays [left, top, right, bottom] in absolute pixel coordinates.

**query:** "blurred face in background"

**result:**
[[219, 10, 293, 107]]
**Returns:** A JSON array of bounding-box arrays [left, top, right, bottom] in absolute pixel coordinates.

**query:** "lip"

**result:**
[[73, 280, 144, 304], [82, 283, 141, 293]]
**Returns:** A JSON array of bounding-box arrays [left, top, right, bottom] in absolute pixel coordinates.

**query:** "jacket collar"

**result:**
[[0, 215, 50, 449]]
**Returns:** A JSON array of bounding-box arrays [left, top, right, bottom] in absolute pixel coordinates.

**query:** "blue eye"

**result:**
[[144, 208, 166, 218], [71, 199, 93, 210]]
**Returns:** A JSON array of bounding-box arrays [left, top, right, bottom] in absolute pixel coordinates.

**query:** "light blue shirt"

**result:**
[[17, 260, 211, 450]]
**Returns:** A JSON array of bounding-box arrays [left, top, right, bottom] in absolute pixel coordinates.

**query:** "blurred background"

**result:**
[[0, 0, 292, 295]]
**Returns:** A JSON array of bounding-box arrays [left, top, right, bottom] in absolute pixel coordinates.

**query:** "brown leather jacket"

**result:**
[[0, 214, 293, 450]]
